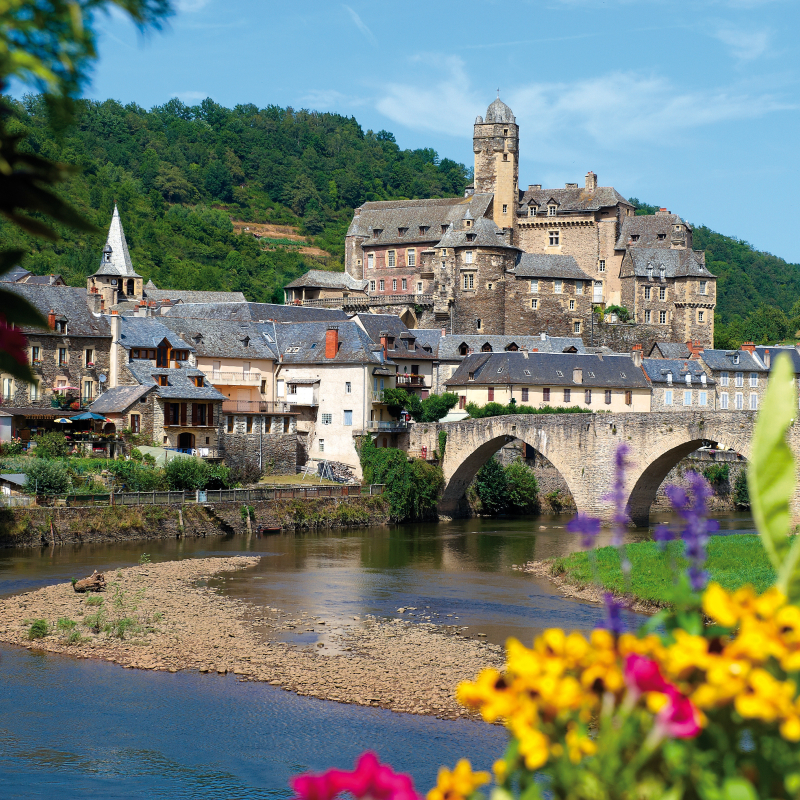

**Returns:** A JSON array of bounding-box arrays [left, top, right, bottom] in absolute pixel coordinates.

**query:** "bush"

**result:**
[[733, 467, 750, 509], [164, 457, 207, 490], [466, 402, 591, 419], [702, 463, 730, 489], [0, 439, 25, 456], [475, 458, 509, 516], [28, 619, 49, 639], [382, 389, 459, 422], [25, 459, 71, 495], [32, 431, 69, 459], [504, 459, 539, 514], [130, 448, 143, 461], [107, 460, 165, 492]]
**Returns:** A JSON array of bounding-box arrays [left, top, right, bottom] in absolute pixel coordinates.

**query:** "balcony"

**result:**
[[211, 370, 262, 386], [222, 400, 296, 414], [396, 374, 427, 388], [286, 388, 318, 407], [372, 391, 386, 403], [361, 420, 410, 432]]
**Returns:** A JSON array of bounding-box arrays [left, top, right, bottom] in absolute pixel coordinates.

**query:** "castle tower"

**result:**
[[473, 96, 519, 234]]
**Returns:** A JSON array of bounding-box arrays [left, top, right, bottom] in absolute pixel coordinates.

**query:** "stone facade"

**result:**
[[218, 431, 297, 476]]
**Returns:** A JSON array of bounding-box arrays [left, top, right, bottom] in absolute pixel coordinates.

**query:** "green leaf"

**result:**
[[722, 777, 757, 800], [748, 352, 800, 597]]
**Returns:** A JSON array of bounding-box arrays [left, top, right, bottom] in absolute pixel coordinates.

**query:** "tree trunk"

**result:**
[[73, 571, 106, 593]]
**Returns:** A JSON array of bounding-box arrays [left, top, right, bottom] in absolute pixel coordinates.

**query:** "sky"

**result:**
[[85, 0, 800, 262]]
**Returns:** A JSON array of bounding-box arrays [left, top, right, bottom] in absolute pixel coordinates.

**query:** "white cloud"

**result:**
[[713, 26, 772, 60], [343, 5, 378, 47]]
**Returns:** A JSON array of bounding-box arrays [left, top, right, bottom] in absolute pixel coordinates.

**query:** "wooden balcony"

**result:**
[[396, 374, 427, 388]]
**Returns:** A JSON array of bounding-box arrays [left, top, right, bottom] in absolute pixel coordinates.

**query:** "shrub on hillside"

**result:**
[[164, 457, 207, 491], [504, 459, 539, 514], [32, 431, 69, 459], [107, 460, 165, 492], [24, 459, 70, 495]]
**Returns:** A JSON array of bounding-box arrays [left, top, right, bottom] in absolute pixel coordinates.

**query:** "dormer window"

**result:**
[[156, 375, 168, 386], [419, 226, 429, 235], [441, 225, 448, 234], [468, 372, 475, 381], [529, 207, 536, 217], [630, 234, 640, 242], [398, 227, 408, 236], [466, 233, 476, 242], [657, 233, 666, 240], [548, 205, 557, 216], [54, 320, 68, 334], [372, 228, 383, 237], [659, 266, 665, 280], [733, 354, 740, 365], [459, 343, 469, 356], [193, 376, 204, 387], [481, 343, 492, 352], [465, 219, 472, 227]]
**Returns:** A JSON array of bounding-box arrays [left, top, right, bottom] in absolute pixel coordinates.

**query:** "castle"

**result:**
[[336, 97, 715, 349]]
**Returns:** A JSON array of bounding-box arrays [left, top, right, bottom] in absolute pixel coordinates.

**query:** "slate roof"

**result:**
[[512, 253, 592, 281], [641, 358, 715, 385], [125, 363, 227, 401], [347, 194, 494, 247], [437, 334, 587, 361], [92, 205, 141, 278], [435, 216, 520, 251], [445, 352, 649, 388], [701, 349, 768, 373], [1, 265, 31, 282], [353, 314, 438, 358], [755, 346, 800, 373], [483, 97, 515, 123], [116, 315, 190, 352], [649, 342, 691, 359], [625, 248, 710, 279], [160, 317, 278, 360], [2, 285, 110, 337], [144, 288, 247, 304], [89, 385, 153, 413], [271, 321, 389, 367], [19, 274, 65, 285], [411, 328, 446, 355], [518, 186, 631, 216], [284, 269, 368, 291], [0, 473, 27, 488], [162, 302, 349, 323], [615, 213, 690, 249]]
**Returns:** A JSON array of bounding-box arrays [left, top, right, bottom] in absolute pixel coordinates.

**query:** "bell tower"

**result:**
[[473, 95, 519, 233]]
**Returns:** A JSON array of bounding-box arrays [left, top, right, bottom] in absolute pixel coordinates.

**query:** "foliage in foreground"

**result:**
[[358, 436, 443, 521]]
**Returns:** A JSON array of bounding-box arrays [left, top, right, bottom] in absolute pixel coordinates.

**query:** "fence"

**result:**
[[29, 484, 385, 508]]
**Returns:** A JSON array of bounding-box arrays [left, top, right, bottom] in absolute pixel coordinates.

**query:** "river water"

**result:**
[[0, 511, 755, 797]]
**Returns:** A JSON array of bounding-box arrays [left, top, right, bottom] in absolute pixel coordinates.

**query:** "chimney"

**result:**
[[109, 311, 120, 388], [765, 349, 771, 368], [441, 327, 446, 337], [573, 368, 583, 384], [540, 332, 547, 341], [741, 341, 755, 354], [531, 348, 538, 353], [522, 348, 528, 359], [87, 293, 102, 315], [325, 326, 339, 359], [47, 309, 55, 330], [529, 184, 542, 191], [631, 344, 642, 367], [686, 340, 704, 358], [585, 172, 597, 191]]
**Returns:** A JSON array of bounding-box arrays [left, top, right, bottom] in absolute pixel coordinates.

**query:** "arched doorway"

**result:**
[[103, 422, 116, 435], [178, 432, 195, 451]]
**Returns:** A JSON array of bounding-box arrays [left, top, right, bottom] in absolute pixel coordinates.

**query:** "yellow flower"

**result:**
[[427, 760, 490, 800], [516, 727, 550, 770], [781, 716, 800, 742], [565, 723, 597, 764], [703, 582, 739, 627], [492, 759, 508, 784]]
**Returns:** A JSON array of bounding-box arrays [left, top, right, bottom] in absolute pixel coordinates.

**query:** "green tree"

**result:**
[[25, 458, 70, 495], [743, 304, 789, 344], [504, 459, 539, 514], [475, 457, 508, 516], [164, 456, 206, 490], [32, 430, 69, 458]]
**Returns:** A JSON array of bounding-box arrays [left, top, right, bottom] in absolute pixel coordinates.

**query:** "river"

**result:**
[[0, 511, 755, 797]]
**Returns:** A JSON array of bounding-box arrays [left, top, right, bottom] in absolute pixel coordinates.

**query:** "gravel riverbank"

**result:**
[[0, 557, 502, 720]]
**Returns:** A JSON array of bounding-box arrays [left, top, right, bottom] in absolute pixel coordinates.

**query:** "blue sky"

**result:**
[[89, 0, 799, 262]]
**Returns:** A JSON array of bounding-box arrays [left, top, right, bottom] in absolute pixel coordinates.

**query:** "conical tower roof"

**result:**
[[92, 205, 141, 278], [485, 97, 515, 124]]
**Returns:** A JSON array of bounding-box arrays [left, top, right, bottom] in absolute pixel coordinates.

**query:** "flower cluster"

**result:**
[[427, 760, 489, 800]]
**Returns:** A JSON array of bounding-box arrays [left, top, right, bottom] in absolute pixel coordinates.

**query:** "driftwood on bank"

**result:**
[[73, 571, 106, 593]]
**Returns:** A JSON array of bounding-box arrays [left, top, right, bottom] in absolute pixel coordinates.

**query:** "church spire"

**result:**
[[92, 204, 140, 278]]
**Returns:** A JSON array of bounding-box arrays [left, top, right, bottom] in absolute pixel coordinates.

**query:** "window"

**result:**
[[645, 286, 651, 300], [605, 390, 612, 404], [750, 393, 758, 410], [531, 299, 538, 309], [699, 280, 707, 295], [131, 414, 140, 434], [83, 380, 93, 400], [659, 310, 667, 324], [402, 278, 407, 290], [563, 388, 571, 402], [733, 354, 740, 365], [392, 279, 397, 291], [735, 372, 743, 387], [345, 381, 352, 394], [502, 153, 508, 162], [584, 389, 592, 405], [407, 249, 416, 267], [698, 311, 704, 323], [488, 283, 493, 290], [735, 392, 744, 410], [459, 395, 466, 409], [370, 280, 376, 292], [543, 388, 551, 402], [319, 439, 325, 452], [343, 410, 353, 426], [463, 273, 474, 290], [548, 205, 556, 216], [488, 387, 495, 401], [644, 310, 651, 324], [193, 376, 204, 387], [379, 280, 385, 291], [157, 374, 168, 386], [464, 251, 474, 264], [625, 390, 632, 405], [31, 346, 40, 364], [574, 321, 581, 334], [530, 279, 539, 293], [593, 281, 603, 302], [659, 286, 666, 300], [521, 388, 529, 402], [647, 265, 653, 280], [417, 282, 423, 292], [476, 319, 482, 330], [569, 299, 575, 310], [554, 279, 562, 294], [321, 413, 332, 425], [749, 373, 758, 387], [227, 416, 234, 433], [85, 349, 93, 367], [684, 390, 692, 406], [664, 390, 673, 405], [657, 233, 666, 240], [367, 253, 374, 269], [699, 391, 708, 406], [630, 235, 640, 242], [387, 250, 396, 267], [721, 392, 729, 410], [58, 347, 67, 366], [468, 372, 475, 382], [575, 281, 583, 295], [721, 371, 729, 387], [529, 207, 536, 217], [502, 204, 508, 213], [549, 230, 559, 246], [599, 260, 606, 273], [30, 381, 38, 401]]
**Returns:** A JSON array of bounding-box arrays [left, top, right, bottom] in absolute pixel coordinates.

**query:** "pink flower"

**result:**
[[291, 752, 421, 800], [656, 688, 702, 739], [624, 654, 671, 695], [0, 320, 28, 367]]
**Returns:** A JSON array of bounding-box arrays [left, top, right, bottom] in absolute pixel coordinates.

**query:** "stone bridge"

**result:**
[[407, 412, 800, 525]]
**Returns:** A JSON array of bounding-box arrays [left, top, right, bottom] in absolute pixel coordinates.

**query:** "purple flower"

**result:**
[[664, 471, 719, 593], [599, 592, 626, 636], [566, 513, 601, 547], [654, 524, 675, 551], [603, 443, 630, 546]]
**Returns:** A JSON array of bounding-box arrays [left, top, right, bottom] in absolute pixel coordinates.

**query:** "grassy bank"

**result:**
[[551, 534, 775, 605]]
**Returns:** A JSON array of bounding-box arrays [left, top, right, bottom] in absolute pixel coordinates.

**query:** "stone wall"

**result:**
[[451, 248, 510, 335], [652, 450, 746, 511], [588, 318, 669, 354], [219, 432, 297, 476], [503, 274, 592, 338]]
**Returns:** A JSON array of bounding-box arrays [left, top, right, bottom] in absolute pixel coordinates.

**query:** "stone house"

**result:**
[[445, 351, 651, 413], [272, 320, 397, 474], [283, 269, 367, 305], [640, 357, 716, 411], [699, 346, 768, 412]]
